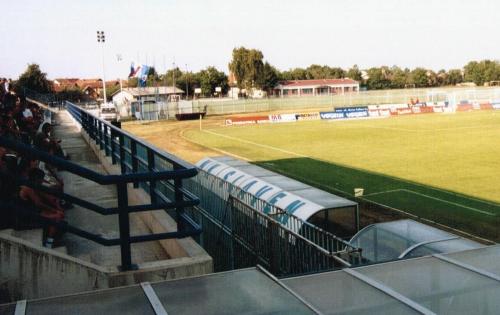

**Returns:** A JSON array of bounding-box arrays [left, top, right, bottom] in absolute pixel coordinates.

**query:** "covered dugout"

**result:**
[[196, 156, 359, 238]]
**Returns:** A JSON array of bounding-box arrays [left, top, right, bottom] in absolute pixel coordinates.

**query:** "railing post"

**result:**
[[104, 125, 110, 156], [119, 134, 126, 174], [98, 121, 104, 150], [94, 118, 99, 143], [131, 141, 138, 188], [117, 182, 134, 271], [111, 127, 116, 164], [174, 164, 185, 232], [147, 149, 157, 204]]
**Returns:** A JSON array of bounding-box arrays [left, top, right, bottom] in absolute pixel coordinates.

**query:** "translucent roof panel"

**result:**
[[404, 238, 482, 259], [446, 244, 500, 277], [357, 256, 500, 314], [349, 219, 482, 263], [25, 285, 154, 315], [151, 268, 317, 315], [283, 271, 419, 315]]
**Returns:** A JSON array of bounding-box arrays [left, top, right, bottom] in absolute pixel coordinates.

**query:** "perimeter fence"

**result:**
[[192, 86, 500, 116]]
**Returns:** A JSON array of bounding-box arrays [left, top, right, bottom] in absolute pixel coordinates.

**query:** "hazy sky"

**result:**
[[1, 0, 499, 80]]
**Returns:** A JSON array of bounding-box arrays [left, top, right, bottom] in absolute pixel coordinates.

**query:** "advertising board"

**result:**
[[225, 115, 270, 125], [295, 112, 320, 121], [269, 113, 298, 123]]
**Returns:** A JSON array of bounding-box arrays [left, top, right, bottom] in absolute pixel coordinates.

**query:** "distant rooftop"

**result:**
[[277, 78, 359, 87]]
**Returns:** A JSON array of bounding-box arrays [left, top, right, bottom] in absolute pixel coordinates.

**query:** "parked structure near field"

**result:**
[[273, 79, 359, 97], [111, 86, 184, 117], [195, 156, 359, 238]]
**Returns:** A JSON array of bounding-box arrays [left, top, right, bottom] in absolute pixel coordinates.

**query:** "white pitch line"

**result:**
[[344, 123, 498, 133], [363, 189, 403, 196], [202, 128, 500, 211], [400, 189, 496, 216], [364, 188, 495, 216], [203, 129, 307, 158]]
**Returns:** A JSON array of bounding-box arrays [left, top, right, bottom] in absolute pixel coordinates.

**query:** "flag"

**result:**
[[139, 65, 150, 87], [128, 62, 141, 78]]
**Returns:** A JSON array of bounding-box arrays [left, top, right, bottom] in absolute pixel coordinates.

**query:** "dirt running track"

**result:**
[[122, 116, 224, 164]]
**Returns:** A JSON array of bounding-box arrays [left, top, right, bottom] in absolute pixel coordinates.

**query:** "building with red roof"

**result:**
[[274, 78, 359, 97]]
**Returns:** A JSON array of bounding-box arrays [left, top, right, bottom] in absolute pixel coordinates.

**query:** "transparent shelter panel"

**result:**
[[24, 285, 153, 315], [403, 238, 483, 259], [283, 270, 419, 315], [151, 268, 316, 315], [357, 256, 500, 314], [349, 219, 481, 263], [445, 244, 500, 277]]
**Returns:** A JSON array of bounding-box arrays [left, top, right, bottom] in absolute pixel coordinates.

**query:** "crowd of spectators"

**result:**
[[1, 81, 69, 248]]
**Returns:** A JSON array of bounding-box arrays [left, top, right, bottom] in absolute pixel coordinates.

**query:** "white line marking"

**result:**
[[201, 128, 500, 209], [203, 129, 307, 158], [364, 188, 495, 216], [363, 189, 402, 196], [337, 123, 499, 133]]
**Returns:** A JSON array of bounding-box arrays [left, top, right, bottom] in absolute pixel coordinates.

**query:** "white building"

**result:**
[[274, 79, 359, 97], [112, 86, 184, 117]]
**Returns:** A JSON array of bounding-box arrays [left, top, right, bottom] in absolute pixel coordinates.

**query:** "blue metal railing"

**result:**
[[0, 101, 202, 271]]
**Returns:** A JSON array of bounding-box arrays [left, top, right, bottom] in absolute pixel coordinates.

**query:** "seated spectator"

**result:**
[[34, 122, 67, 159], [19, 168, 65, 248]]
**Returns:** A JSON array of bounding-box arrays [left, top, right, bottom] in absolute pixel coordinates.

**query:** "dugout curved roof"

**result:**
[[349, 219, 483, 263], [195, 156, 357, 223]]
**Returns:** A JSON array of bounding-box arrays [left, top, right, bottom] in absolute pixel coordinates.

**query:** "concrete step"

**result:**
[[0, 229, 14, 236], [53, 246, 68, 255], [13, 228, 44, 247], [75, 253, 92, 263]]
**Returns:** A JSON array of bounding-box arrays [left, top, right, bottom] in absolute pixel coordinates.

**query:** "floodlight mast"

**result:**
[[97, 31, 107, 105]]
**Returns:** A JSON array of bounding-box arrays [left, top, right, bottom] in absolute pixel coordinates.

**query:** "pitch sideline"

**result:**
[[364, 188, 495, 216], [201, 128, 499, 214]]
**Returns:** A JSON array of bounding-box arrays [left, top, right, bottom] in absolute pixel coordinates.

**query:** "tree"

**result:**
[[16, 63, 53, 93], [196, 67, 228, 97], [409, 68, 428, 88], [390, 66, 409, 89], [366, 67, 391, 90], [464, 60, 500, 86], [146, 67, 159, 86], [228, 47, 264, 89], [281, 68, 307, 80], [161, 67, 183, 87], [346, 65, 363, 81], [446, 69, 463, 86], [257, 62, 280, 92], [56, 87, 84, 102]]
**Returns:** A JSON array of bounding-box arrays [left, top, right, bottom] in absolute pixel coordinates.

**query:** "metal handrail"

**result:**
[[0, 137, 197, 184], [1, 100, 202, 271]]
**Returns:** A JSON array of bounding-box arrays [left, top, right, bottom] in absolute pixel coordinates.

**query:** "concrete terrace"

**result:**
[[0, 107, 211, 302], [54, 111, 169, 265]]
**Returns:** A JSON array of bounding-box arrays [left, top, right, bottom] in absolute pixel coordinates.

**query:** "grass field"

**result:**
[[184, 111, 500, 241]]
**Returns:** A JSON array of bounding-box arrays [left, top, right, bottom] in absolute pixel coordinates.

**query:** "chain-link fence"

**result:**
[[192, 86, 500, 116]]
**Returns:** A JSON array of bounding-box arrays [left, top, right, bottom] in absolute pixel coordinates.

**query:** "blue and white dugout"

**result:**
[[196, 156, 359, 237]]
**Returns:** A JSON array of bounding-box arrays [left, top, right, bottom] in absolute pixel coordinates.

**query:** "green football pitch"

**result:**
[[185, 110, 500, 241]]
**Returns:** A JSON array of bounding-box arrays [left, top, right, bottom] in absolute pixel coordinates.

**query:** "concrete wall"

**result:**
[[0, 234, 109, 303]]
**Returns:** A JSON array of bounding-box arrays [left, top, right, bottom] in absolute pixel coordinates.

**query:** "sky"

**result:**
[[1, 0, 499, 80]]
